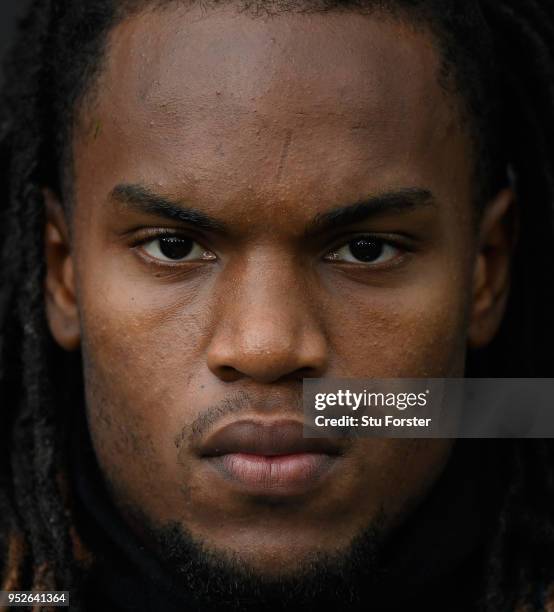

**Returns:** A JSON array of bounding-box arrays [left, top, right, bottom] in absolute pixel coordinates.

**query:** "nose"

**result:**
[[206, 255, 328, 383]]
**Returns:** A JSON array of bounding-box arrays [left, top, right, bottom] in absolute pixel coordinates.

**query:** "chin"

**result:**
[[147, 514, 385, 581]]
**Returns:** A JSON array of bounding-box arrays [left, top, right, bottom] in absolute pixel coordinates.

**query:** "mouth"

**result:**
[[196, 420, 344, 496]]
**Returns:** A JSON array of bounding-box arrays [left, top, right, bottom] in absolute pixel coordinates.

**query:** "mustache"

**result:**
[[175, 390, 306, 449]]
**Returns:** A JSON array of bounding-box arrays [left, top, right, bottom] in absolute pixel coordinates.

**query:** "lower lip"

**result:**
[[207, 453, 337, 494]]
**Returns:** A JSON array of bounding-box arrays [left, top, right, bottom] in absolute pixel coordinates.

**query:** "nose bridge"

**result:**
[[241, 255, 303, 337], [207, 249, 328, 381], [223, 251, 313, 349]]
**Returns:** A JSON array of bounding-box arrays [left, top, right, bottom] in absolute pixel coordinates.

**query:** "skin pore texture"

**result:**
[[43, 3, 513, 600]]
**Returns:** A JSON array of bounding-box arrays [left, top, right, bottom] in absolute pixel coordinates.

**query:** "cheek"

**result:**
[[323, 273, 471, 377], [76, 270, 213, 516]]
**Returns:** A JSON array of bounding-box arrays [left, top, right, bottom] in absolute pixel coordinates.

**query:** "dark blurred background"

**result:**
[[0, 0, 33, 85]]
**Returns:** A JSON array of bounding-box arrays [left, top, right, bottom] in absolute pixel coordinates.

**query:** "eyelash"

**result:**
[[323, 234, 408, 267], [131, 230, 410, 268], [132, 230, 215, 266]]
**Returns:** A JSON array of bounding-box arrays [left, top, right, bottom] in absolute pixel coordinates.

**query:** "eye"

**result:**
[[140, 235, 216, 263], [325, 236, 401, 265]]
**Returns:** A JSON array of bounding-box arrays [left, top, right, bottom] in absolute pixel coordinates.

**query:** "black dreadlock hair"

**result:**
[[0, 1, 554, 611]]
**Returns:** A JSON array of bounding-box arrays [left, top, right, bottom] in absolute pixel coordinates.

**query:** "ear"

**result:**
[[468, 187, 517, 349], [43, 188, 81, 351]]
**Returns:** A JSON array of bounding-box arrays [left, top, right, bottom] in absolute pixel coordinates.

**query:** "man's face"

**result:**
[[45, 6, 506, 579]]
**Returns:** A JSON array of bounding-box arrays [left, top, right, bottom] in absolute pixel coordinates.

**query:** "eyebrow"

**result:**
[[110, 183, 227, 233], [111, 183, 434, 236], [304, 188, 436, 238]]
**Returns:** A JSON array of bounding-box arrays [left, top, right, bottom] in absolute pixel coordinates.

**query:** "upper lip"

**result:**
[[196, 420, 344, 457]]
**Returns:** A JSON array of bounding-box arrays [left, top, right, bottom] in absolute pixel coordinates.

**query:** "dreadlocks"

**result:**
[[0, 1, 554, 611]]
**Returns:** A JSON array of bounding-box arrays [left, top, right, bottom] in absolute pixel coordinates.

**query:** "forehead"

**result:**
[[73, 5, 472, 221]]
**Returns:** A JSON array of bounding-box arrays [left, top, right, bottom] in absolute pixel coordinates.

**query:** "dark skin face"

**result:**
[[44, 6, 513, 577]]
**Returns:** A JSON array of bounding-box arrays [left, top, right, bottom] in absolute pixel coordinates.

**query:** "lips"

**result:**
[[196, 420, 344, 495], [197, 420, 343, 457]]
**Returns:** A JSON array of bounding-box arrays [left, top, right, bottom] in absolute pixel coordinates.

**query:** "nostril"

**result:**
[[213, 364, 244, 383], [295, 365, 324, 380]]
